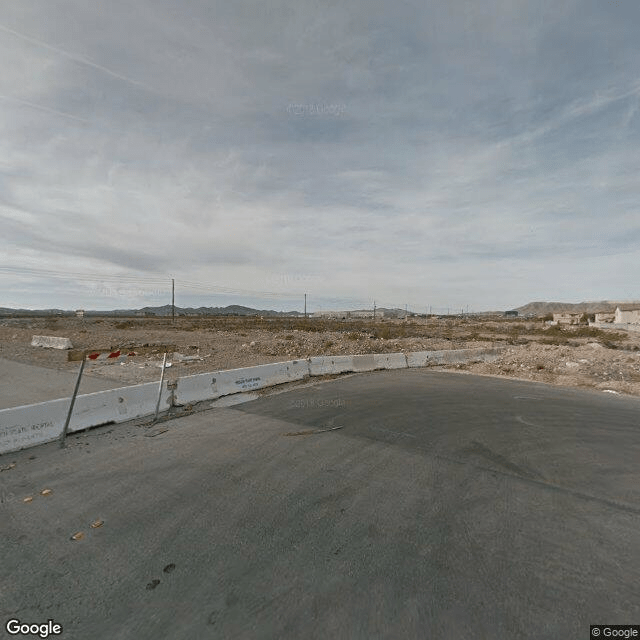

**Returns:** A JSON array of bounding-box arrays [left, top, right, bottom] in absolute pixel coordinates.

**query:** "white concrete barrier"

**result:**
[[31, 335, 73, 349], [0, 382, 172, 455], [351, 354, 377, 372], [406, 347, 504, 368], [173, 372, 220, 405], [369, 352, 408, 370], [0, 398, 68, 454], [70, 382, 172, 428], [174, 360, 310, 405], [308, 355, 355, 376], [1, 348, 505, 456]]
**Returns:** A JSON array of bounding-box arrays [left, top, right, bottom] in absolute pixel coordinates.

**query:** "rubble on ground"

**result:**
[[0, 316, 637, 396]]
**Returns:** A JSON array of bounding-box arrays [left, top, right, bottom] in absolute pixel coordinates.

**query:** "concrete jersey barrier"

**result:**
[[359, 352, 407, 370], [0, 382, 172, 455], [308, 355, 356, 376], [0, 348, 504, 455], [308, 353, 408, 375], [406, 347, 504, 368], [31, 335, 73, 349], [174, 360, 310, 406]]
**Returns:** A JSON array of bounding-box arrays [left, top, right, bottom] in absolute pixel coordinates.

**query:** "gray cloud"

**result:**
[[1, 0, 639, 311]]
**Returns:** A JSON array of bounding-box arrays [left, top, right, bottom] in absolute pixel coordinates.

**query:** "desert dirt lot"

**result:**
[[1, 315, 640, 397]]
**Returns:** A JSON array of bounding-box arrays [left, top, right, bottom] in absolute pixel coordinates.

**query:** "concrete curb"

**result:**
[[31, 335, 73, 349], [0, 347, 504, 455]]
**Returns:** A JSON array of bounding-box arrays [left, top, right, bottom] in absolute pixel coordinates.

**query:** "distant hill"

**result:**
[[0, 305, 303, 317], [4, 301, 639, 318], [0, 307, 73, 316], [132, 305, 303, 317], [515, 300, 640, 315]]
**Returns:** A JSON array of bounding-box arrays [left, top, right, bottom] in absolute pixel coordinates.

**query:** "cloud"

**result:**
[[0, 0, 639, 311]]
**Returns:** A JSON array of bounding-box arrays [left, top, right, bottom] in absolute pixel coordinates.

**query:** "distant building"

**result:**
[[313, 310, 376, 319], [553, 312, 582, 325], [594, 311, 615, 323], [615, 306, 640, 324], [504, 310, 519, 318], [75, 309, 84, 318]]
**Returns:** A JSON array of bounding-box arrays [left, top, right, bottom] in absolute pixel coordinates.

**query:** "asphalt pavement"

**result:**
[[0, 358, 124, 409], [1, 369, 639, 639]]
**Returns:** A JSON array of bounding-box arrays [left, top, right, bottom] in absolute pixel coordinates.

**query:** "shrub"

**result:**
[[374, 326, 392, 340]]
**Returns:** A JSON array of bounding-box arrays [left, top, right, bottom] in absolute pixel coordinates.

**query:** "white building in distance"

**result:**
[[615, 306, 640, 324], [313, 310, 378, 319]]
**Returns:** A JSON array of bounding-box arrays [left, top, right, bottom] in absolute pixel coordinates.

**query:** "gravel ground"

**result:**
[[1, 315, 639, 396]]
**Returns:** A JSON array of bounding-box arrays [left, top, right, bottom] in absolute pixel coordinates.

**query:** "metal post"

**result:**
[[154, 353, 168, 423], [172, 278, 175, 324], [59, 356, 86, 448]]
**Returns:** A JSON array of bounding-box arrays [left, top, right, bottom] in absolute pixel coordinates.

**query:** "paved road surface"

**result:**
[[1, 369, 639, 639], [0, 358, 124, 409]]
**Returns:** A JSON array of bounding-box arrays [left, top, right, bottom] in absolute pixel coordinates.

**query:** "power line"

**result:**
[[0, 265, 169, 285], [0, 22, 156, 94], [0, 265, 452, 311], [0, 265, 322, 302], [0, 94, 97, 126], [178, 279, 301, 299]]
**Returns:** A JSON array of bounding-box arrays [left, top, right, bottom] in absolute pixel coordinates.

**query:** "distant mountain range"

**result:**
[[136, 304, 305, 317], [1, 300, 639, 318], [514, 300, 640, 315], [0, 307, 72, 316], [0, 304, 304, 317]]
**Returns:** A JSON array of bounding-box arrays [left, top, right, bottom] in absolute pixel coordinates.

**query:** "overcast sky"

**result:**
[[1, 0, 639, 312]]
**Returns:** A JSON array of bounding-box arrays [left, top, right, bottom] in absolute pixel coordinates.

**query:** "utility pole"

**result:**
[[405, 304, 408, 322], [304, 293, 307, 319], [373, 300, 376, 323], [171, 278, 175, 324]]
